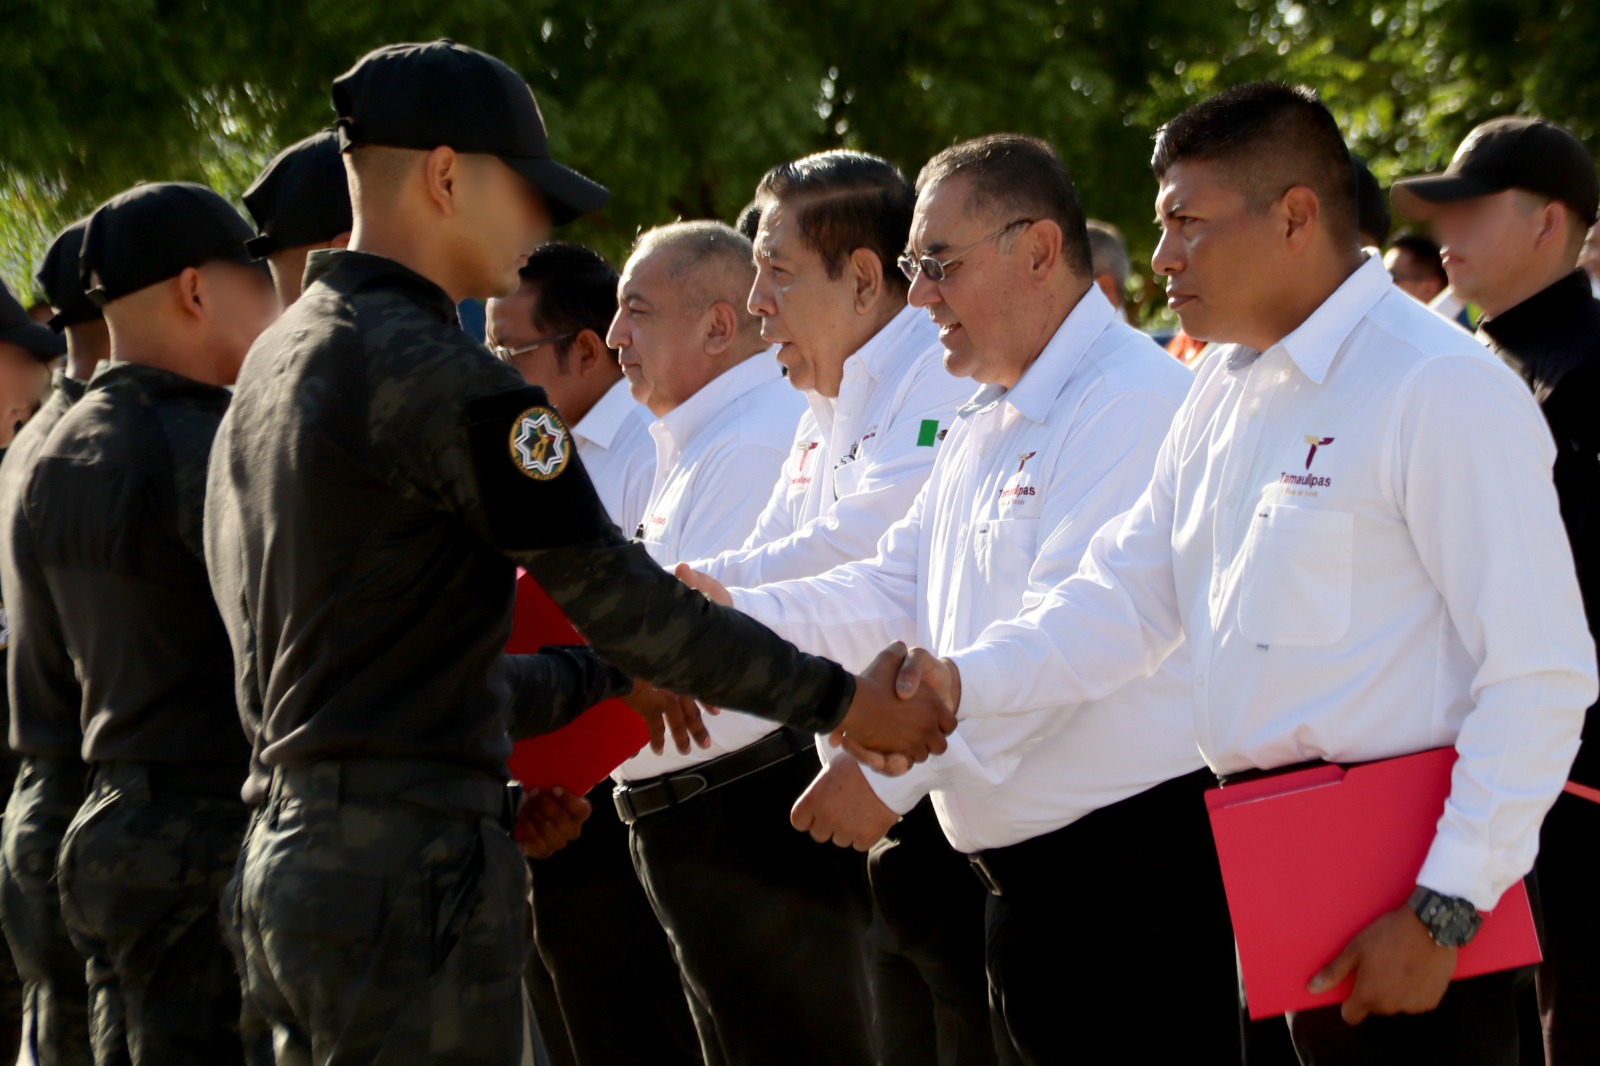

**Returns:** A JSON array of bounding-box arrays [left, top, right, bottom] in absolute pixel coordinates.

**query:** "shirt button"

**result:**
[[1226, 493, 1238, 507], [1196, 674, 1206, 689]]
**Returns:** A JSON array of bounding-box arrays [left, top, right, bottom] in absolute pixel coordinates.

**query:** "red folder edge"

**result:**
[[505, 570, 648, 795], [1206, 747, 1542, 1020]]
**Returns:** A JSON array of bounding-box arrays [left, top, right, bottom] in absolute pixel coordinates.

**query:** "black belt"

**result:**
[[614, 729, 813, 825], [1214, 758, 1334, 789], [91, 760, 243, 799], [269, 757, 523, 831]]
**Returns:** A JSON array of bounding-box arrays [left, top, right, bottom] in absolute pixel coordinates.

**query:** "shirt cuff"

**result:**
[[946, 645, 1004, 720], [1415, 829, 1504, 913], [863, 761, 935, 815]]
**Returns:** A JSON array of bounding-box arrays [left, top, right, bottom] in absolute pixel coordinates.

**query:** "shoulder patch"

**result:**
[[509, 406, 572, 481]]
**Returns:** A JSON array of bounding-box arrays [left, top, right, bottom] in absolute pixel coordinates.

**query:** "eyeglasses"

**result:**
[[897, 219, 1034, 283], [488, 331, 577, 362]]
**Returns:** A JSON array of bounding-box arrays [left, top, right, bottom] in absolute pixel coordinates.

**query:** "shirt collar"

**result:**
[[1268, 255, 1393, 385], [573, 377, 641, 450], [808, 304, 930, 434], [85, 360, 232, 407], [966, 287, 1115, 425], [1477, 270, 1595, 348], [653, 349, 785, 453], [305, 249, 461, 326]]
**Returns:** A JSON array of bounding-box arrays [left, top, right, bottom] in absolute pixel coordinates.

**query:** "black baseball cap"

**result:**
[[243, 129, 353, 257], [80, 182, 266, 306], [331, 39, 610, 226], [0, 281, 66, 362], [34, 217, 103, 331], [1392, 117, 1599, 225]]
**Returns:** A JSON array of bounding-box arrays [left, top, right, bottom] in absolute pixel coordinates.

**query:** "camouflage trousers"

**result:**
[[236, 759, 534, 1065], [56, 762, 254, 1065], [0, 757, 104, 1066]]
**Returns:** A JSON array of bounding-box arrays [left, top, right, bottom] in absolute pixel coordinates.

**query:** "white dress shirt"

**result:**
[[730, 293, 1204, 852], [617, 350, 807, 781], [947, 256, 1597, 908], [571, 377, 656, 532], [698, 305, 975, 591]]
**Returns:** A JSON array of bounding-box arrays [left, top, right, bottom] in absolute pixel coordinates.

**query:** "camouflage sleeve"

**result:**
[[373, 333, 856, 734], [504, 646, 632, 740]]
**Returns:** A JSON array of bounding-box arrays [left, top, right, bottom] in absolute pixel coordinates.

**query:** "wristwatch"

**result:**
[[1407, 886, 1483, 948]]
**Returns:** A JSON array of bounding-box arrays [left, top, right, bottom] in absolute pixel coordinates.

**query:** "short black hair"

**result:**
[[1152, 82, 1359, 243], [1352, 157, 1391, 248], [516, 242, 620, 369], [754, 150, 915, 291], [1390, 233, 1448, 287], [734, 199, 762, 241], [915, 134, 1094, 276]]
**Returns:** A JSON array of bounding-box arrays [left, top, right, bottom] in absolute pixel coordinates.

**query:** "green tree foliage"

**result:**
[[2, 0, 1596, 326]]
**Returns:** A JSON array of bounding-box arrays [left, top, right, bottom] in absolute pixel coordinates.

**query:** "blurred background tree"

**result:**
[[2, 0, 1596, 327]]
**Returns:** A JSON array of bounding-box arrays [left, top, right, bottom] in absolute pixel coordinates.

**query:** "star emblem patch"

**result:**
[[508, 406, 572, 481]]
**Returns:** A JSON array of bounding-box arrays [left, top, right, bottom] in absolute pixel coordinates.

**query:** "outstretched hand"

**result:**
[[513, 786, 592, 859], [622, 679, 718, 755], [674, 563, 732, 607]]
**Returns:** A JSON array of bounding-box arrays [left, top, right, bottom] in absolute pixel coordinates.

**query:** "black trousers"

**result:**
[[1532, 785, 1600, 1065], [1285, 966, 1532, 1065], [526, 781, 699, 1066], [628, 751, 874, 1066], [979, 768, 1242, 1065], [867, 798, 998, 1066]]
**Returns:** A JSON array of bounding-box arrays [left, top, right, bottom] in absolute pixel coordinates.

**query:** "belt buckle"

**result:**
[[970, 854, 1003, 897], [613, 786, 638, 825]]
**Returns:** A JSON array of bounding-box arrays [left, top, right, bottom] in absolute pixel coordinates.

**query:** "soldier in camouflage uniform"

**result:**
[[33, 182, 278, 1064], [0, 277, 68, 1061], [0, 218, 120, 1066], [204, 40, 955, 1065]]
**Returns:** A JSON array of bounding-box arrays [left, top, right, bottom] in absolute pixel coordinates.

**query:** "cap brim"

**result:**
[[1391, 173, 1506, 220], [505, 156, 610, 227], [0, 322, 67, 362]]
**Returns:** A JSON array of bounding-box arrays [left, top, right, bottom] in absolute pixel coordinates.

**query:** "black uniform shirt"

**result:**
[[1478, 269, 1600, 784], [0, 372, 88, 760], [28, 363, 246, 767], [207, 251, 853, 803]]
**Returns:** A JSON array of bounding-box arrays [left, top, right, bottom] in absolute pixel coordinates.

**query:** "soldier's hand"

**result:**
[[790, 753, 901, 851], [829, 642, 956, 776], [623, 679, 716, 755], [514, 786, 592, 859], [673, 563, 733, 607]]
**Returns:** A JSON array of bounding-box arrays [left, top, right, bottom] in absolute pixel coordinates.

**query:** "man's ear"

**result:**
[[175, 267, 207, 321], [1281, 186, 1321, 251], [568, 329, 609, 376], [702, 301, 739, 356], [849, 246, 886, 313], [423, 146, 461, 217], [1022, 220, 1063, 281]]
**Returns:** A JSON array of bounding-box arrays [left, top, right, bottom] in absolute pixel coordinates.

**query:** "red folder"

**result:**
[[505, 570, 647, 795], [1206, 747, 1541, 1020]]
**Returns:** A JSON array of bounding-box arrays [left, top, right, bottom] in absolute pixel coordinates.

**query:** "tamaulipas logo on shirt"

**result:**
[[1000, 451, 1039, 504], [509, 405, 572, 481], [1279, 434, 1335, 492]]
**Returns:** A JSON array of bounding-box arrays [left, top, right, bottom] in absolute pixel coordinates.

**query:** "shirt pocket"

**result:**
[[1236, 504, 1353, 647], [973, 515, 1041, 588]]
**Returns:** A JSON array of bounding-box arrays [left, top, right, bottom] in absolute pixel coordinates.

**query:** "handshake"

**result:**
[[673, 563, 961, 774]]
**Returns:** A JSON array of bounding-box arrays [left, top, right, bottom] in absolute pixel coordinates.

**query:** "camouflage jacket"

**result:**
[[0, 372, 87, 762], [29, 362, 246, 768]]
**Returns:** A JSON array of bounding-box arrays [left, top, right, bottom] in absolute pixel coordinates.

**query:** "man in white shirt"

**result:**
[[897, 84, 1597, 1065], [604, 221, 875, 1066], [684, 135, 1240, 1063], [687, 150, 985, 1066], [485, 242, 697, 1066]]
